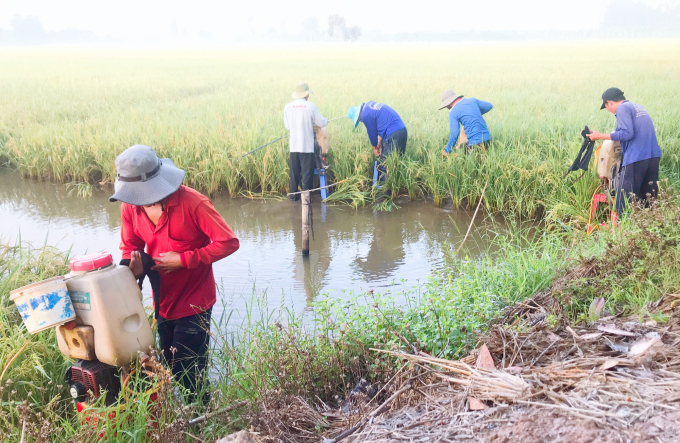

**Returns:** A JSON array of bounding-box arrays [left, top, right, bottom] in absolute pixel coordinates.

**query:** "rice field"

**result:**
[[1, 41, 679, 219]]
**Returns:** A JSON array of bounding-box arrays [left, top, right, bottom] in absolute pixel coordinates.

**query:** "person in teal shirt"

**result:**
[[439, 89, 493, 156]]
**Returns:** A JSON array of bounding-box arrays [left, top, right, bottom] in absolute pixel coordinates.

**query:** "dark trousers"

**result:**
[[289, 151, 316, 199], [157, 308, 212, 402], [615, 157, 660, 215], [377, 127, 408, 181], [463, 139, 490, 154]]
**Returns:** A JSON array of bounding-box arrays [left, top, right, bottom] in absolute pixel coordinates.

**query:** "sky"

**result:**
[[0, 0, 675, 42]]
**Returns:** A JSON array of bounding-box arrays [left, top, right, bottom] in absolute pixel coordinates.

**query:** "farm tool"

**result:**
[[566, 126, 621, 233]]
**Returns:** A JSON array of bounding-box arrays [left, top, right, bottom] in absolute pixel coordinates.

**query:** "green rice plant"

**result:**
[[1, 42, 679, 217]]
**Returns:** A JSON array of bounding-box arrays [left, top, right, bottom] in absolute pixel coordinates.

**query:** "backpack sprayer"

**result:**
[[10, 253, 160, 433], [567, 126, 622, 233]]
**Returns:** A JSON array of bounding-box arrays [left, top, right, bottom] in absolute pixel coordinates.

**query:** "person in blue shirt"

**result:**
[[588, 87, 662, 215], [348, 101, 407, 181], [439, 90, 493, 157]]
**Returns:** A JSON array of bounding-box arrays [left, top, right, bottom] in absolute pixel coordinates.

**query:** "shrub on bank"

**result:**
[[561, 184, 680, 320]]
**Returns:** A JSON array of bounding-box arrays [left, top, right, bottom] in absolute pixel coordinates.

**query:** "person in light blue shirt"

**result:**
[[588, 87, 661, 215], [439, 90, 493, 157]]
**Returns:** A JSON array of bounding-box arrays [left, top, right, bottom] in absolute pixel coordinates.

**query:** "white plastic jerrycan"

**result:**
[[56, 252, 154, 367]]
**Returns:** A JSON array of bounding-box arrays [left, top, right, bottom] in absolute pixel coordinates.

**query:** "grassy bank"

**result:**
[[0, 225, 568, 441], [1, 42, 680, 217], [3, 186, 680, 441]]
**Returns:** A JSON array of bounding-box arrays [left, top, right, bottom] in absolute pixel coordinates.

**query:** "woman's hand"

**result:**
[[152, 252, 183, 274], [373, 145, 381, 157]]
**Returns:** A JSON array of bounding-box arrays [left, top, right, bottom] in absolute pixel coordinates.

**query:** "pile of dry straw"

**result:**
[[246, 287, 680, 442]]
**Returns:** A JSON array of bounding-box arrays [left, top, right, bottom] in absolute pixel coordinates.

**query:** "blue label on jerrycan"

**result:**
[[69, 291, 92, 311]]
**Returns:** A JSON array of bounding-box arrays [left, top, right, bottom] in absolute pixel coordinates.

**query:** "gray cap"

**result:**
[[439, 89, 464, 110], [109, 145, 185, 206]]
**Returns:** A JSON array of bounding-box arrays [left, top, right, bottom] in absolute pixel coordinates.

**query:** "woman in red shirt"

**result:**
[[110, 144, 239, 402]]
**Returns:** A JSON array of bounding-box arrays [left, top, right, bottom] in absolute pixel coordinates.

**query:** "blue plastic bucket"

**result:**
[[9, 276, 76, 334]]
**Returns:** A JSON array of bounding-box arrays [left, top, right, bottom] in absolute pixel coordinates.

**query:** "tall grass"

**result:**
[[1, 42, 679, 218], [0, 241, 72, 442]]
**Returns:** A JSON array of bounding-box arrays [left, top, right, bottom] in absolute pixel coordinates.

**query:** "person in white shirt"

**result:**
[[284, 82, 328, 201]]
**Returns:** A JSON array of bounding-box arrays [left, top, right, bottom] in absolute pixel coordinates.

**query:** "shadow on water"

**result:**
[[0, 168, 500, 323]]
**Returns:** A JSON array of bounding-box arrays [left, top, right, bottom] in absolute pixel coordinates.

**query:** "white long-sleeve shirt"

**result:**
[[283, 99, 328, 153]]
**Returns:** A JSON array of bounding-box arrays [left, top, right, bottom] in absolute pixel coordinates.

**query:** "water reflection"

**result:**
[[0, 172, 121, 230], [0, 169, 495, 322], [354, 214, 405, 280]]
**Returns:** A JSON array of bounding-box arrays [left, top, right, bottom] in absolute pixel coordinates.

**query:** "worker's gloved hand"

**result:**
[[614, 144, 623, 157]]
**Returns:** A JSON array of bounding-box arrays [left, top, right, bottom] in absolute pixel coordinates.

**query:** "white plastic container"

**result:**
[[56, 252, 154, 367], [10, 276, 76, 334]]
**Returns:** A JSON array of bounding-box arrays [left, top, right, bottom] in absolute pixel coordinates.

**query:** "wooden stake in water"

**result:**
[[301, 191, 311, 256]]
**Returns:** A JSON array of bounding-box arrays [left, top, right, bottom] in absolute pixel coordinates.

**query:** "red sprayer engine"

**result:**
[[65, 358, 121, 406]]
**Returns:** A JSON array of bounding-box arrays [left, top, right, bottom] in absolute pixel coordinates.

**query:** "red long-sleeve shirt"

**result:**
[[119, 185, 239, 320]]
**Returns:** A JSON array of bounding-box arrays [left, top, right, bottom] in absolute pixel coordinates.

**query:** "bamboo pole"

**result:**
[[456, 179, 489, 254], [301, 191, 311, 256]]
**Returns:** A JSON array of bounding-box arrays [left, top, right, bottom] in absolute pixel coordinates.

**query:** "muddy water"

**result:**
[[0, 169, 496, 324]]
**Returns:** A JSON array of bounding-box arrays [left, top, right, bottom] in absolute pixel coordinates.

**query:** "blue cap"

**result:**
[[347, 104, 363, 128]]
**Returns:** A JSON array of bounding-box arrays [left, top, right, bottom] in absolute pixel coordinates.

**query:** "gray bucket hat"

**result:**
[[109, 145, 185, 206], [439, 89, 464, 110]]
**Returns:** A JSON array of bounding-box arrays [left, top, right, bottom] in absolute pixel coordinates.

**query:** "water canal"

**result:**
[[0, 168, 497, 324]]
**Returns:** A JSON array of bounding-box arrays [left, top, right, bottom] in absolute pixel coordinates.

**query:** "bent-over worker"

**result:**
[[284, 82, 328, 201], [348, 101, 407, 181], [110, 144, 239, 403], [439, 89, 493, 157], [587, 87, 662, 216]]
